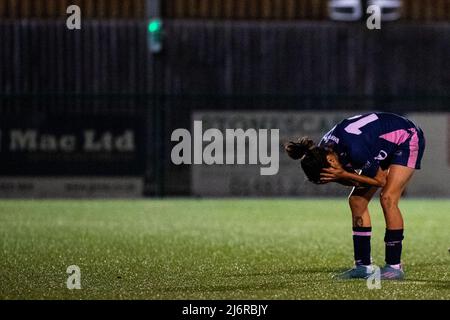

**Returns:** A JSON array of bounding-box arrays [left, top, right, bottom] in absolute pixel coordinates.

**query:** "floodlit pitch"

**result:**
[[1, 199, 449, 300]]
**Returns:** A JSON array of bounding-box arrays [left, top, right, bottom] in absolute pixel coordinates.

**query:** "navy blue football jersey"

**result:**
[[319, 112, 425, 177]]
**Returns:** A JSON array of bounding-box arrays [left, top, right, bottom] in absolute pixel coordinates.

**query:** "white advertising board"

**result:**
[[191, 111, 357, 197]]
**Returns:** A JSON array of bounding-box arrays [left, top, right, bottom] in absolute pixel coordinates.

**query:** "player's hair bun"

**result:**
[[285, 137, 315, 160]]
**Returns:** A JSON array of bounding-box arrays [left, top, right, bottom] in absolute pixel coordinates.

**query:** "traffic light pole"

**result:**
[[144, 0, 165, 197], [146, 0, 163, 53]]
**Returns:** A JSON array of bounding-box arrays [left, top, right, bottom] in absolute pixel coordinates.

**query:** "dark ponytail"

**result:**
[[285, 136, 331, 184], [285, 137, 315, 160]]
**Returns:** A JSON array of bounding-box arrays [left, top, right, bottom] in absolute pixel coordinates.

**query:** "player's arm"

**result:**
[[321, 166, 387, 188], [341, 167, 387, 188], [331, 168, 363, 186]]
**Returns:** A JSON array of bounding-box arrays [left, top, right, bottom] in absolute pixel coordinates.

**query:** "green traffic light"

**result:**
[[148, 19, 162, 33]]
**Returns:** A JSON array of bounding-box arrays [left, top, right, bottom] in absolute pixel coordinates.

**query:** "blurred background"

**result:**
[[0, 0, 449, 198]]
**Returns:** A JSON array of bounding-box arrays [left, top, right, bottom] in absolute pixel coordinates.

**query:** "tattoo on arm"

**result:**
[[353, 216, 364, 227]]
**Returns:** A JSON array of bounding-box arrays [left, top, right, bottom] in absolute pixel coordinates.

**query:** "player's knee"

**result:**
[[349, 195, 367, 213], [379, 192, 398, 210]]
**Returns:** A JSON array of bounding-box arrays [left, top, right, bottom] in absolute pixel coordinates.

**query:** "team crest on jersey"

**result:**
[[374, 150, 388, 161]]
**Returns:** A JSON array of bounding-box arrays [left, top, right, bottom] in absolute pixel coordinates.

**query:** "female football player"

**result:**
[[285, 112, 425, 280]]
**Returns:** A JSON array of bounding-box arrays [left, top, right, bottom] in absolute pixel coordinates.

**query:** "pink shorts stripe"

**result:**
[[352, 231, 372, 236], [379, 129, 411, 145], [407, 128, 419, 168]]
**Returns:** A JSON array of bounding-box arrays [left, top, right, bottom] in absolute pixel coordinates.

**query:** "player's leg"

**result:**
[[379, 164, 415, 279], [380, 165, 414, 229], [349, 186, 378, 263], [349, 186, 378, 227], [335, 186, 378, 279]]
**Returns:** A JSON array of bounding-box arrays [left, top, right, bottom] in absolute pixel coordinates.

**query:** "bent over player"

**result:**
[[285, 112, 425, 280]]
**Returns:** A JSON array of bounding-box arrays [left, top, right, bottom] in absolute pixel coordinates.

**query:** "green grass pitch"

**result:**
[[0, 199, 449, 300]]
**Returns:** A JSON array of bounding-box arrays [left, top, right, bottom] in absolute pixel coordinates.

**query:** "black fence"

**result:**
[[0, 20, 152, 96], [1, 20, 449, 196], [3, 20, 450, 97]]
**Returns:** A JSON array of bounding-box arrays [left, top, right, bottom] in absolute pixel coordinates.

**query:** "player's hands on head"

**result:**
[[320, 166, 347, 183]]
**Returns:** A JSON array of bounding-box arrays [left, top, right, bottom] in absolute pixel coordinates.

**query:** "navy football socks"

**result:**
[[385, 229, 404, 266], [352, 227, 372, 266]]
